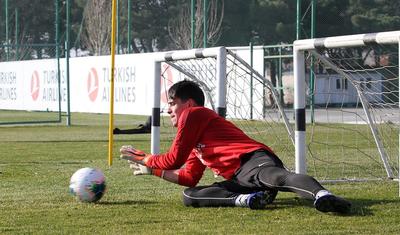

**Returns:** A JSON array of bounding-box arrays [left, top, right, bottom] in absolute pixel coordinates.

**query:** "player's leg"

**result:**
[[257, 163, 323, 199], [251, 152, 351, 213], [182, 181, 274, 210], [258, 165, 351, 213]]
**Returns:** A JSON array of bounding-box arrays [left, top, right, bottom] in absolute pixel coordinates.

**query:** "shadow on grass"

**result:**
[[0, 160, 94, 165], [271, 197, 397, 216], [98, 200, 157, 206]]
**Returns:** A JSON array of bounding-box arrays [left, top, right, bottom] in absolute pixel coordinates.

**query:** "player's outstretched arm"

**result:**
[[128, 161, 179, 184], [120, 145, 201, 186]]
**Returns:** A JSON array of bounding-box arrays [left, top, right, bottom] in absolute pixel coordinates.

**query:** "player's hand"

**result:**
[[119, 145, 149, 165], [128, 161, 152, 175]]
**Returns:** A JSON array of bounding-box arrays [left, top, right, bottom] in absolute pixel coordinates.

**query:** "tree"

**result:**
[[2, 0, 400, 59], [301, 0, 400, 38], [348, 0, 400, 33], [80, 0, 111, 55], [0, 0, 57, 60], [68, 0, 175, 54], [218, 0, 296, 46], [168, 0, 224, 49], [128, 0, 172, 52], [250, 0, 295, 44], [217, 0, 251, 46]]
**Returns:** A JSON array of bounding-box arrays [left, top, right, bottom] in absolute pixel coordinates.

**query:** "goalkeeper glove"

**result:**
[[128, 161, 151, 175], [128, 161, 163, 178], [128, 160, 164, 178], [120, 145, 150, 165]]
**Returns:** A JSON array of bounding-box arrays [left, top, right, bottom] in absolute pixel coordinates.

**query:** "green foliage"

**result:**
[[1, 112, 400, 234], [123, 0, 173, 52], [348, 0, 400, 33], [219, 0, 295, 46], [2, 0, 400, 54]]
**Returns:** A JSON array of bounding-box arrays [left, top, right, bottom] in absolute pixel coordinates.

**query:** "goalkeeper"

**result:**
[[120, 80, 351, 213]]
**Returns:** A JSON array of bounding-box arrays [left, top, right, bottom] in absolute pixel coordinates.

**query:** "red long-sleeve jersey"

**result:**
[[145, 106, 273, 187]]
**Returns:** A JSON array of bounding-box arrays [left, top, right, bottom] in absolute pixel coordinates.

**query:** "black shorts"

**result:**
[[211, 149, 284, 193], [233, 149, 284, 188]]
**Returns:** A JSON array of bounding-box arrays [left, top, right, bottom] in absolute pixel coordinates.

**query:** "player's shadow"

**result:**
[[98, 200, 157, 206], [270, 197, 398, 216]]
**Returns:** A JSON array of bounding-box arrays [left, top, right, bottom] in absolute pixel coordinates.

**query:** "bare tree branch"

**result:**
[[168, 0, 224, 49], [81, 0, 111, 55]]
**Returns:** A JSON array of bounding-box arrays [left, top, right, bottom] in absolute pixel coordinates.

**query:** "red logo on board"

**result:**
[[31, 71, 40, 101], [87, 68, 99, 102]]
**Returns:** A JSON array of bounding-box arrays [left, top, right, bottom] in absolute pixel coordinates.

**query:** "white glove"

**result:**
[[128, 160, 152, 175]]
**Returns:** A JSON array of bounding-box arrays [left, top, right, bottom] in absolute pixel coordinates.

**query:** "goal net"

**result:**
[[152, 47, 295, 168], [294, 31, 399, 181], [0, 44, 64, 125]]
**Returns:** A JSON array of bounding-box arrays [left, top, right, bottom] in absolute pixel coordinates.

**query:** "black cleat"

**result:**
[[314, 194, 351, 214], [247, 192, 267, 210], [264, 189, 278, 205], [247, 191, 278, 210]]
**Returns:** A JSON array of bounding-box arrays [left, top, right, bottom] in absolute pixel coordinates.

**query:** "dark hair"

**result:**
[[168, 80, 205, 106]]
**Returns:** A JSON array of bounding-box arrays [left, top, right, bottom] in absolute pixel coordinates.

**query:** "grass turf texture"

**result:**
[[1, 112, 400, 234]]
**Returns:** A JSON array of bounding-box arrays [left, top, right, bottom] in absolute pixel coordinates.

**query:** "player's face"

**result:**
[[167, 97, 191, 127]]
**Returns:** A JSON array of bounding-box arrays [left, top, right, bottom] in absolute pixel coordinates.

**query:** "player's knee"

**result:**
[[259, 166, 290, 186]]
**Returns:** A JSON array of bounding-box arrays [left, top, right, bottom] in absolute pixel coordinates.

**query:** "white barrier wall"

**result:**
[[68, 54, 157, 115], [0, 59, 65, 111], [0, 47, 264, 116]]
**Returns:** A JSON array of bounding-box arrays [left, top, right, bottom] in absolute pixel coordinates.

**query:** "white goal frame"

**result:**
[[293, 31, 400, 180], [150, 46, 294, 157]]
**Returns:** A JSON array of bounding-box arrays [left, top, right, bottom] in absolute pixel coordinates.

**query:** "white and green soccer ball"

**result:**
[[69, 167, 106, 203]]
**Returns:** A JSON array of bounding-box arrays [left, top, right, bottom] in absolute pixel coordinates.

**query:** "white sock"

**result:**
[[235, 194, 250, 207], [315, 190, 332, 200]]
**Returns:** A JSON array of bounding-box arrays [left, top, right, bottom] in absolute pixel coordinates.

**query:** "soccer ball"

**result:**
[[69, 167, 106, 203]]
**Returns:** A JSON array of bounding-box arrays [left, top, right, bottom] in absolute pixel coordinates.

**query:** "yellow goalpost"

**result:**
[[108, 0, 117, 167]]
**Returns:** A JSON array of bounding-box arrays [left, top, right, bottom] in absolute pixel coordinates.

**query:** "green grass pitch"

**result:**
[[1, 112, 400, 234]]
